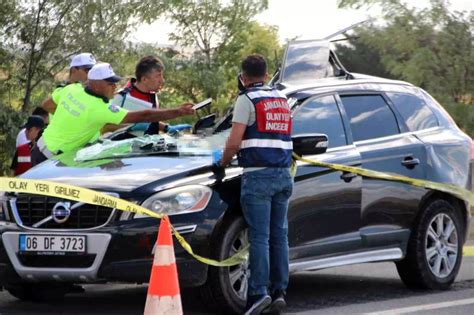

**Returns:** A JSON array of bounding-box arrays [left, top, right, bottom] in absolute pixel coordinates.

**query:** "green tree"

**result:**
[[154, 21, 283, 115], [0, 101, 26, 175], [337, 0, 473, 136], [220, 21, 283, 94], [139, 0, 270, 113], [334, 35, 394, 79], [1, 0, 145, 111]]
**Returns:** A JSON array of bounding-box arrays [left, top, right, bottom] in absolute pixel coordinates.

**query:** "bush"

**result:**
[[0, 102, 27, 176]]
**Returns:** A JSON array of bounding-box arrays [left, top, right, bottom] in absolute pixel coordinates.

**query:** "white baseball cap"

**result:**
[[87, 63, 122, 83], [69, 53, 96, 68]]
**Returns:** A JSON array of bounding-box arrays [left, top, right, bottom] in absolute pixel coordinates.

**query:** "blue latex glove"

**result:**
[[167, 124, 192, 135], [130, 122, 150, 132]]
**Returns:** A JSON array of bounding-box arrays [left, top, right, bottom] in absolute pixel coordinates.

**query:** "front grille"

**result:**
[[10, 193, 116, 229]]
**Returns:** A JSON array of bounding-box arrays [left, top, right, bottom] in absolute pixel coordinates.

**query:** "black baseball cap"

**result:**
[[22, 115, 45, 129]]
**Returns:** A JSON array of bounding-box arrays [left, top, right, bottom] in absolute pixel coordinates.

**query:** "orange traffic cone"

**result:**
[[144, 216, 183, 315]]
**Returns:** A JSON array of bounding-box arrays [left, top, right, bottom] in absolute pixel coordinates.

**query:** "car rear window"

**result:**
[[340, 94, 399, 142], [292, 95, 347, 148], [386, 92, 438, 131]]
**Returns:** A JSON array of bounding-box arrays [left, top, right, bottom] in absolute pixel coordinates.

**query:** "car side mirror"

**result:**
[[292, 133, 328, 156], [193, 114, 216, 134]]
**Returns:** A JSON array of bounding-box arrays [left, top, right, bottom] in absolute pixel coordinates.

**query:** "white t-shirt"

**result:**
[[16, 129, 29, 147]]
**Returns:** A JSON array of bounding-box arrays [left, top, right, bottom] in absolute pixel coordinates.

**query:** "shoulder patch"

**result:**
[[108, 104, 120, 113]]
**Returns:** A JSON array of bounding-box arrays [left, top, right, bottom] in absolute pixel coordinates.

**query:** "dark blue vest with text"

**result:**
[[238, 85, 292, 168]]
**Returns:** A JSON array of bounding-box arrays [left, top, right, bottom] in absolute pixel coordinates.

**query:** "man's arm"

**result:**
[[221, 122, 247, 166], [42, 97, 57, 114], [121, 103, 195, 124]]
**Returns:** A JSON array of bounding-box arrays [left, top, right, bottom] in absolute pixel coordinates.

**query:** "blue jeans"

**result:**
[[241, 167, 293, 297]]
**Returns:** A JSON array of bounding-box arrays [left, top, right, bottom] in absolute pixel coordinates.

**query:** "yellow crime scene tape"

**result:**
[[0, 177, 247, 267], [1, 153, 473, 266], [292, 153, 474, 205]]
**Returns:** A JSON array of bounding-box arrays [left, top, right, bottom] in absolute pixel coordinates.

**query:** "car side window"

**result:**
[[386, 92, 438, 131], [340, 94, 399, 142], [292, 95, 347, 148]]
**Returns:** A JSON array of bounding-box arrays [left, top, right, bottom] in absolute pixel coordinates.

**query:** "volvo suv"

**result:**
[[0, 39, 472, 313]]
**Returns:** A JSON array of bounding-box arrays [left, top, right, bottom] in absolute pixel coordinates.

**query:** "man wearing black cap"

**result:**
[[31, 63, 195, 165], [15, 107, 49, 148], [11, 116, 45, 175]]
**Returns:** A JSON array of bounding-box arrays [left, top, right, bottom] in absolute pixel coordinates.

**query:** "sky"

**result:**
[[131, 0, 473, 45]]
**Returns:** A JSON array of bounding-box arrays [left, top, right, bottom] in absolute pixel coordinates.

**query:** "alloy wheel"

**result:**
[[425, 213, 459, 278], [228, 228, 249, 300]]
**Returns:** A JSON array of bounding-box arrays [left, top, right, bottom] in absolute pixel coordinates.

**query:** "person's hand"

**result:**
[[167, 124, 192, 135], [178, 103, 195, 116], [211, 161, 226, 181]]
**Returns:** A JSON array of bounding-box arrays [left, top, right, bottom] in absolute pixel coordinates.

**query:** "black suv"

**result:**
[[0, 39, 472, 314]]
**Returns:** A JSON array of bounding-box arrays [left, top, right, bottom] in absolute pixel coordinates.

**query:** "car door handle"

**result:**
[[401, 157, 420, 169], [340, 172, 357, 183]]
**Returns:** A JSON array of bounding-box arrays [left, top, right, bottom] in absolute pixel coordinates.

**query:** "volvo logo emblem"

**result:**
[[52, 202, 71, 224]]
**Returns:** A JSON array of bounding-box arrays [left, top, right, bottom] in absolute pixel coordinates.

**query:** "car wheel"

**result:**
[[201, 215, 249, 314], [396, 199, 463, 290], [6, 283, 70, 302]]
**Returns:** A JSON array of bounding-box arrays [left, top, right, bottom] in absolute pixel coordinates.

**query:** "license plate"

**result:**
[[19, 235, 86, 253]]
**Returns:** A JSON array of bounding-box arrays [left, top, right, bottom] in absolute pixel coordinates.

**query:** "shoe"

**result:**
[[244, 294, 272, 315], [263, 290, 286, 314]]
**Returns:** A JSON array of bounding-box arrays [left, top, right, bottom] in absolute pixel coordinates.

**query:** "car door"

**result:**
[[288, 94, 363, 260], [337, 92, 428, 248]]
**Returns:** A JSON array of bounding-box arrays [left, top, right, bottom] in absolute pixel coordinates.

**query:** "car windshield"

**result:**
[[67, 131, 230, 162]]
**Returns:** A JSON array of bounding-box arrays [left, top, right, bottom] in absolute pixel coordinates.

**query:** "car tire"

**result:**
[[6, 283, 70, 302], [396, 199, 463, 290], [200, 215, 249, 314]]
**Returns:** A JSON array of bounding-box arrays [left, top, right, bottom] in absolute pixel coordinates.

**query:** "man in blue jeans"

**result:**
[[217, 54, 293, 315]]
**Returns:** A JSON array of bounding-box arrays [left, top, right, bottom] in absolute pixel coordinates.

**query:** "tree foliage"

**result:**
[[160, 21, 283, 114], [138, 0, 273, 113], [1, 0, 144, 110], [0, 101, 26, 175]]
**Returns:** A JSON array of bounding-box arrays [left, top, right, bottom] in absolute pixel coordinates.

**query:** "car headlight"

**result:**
[[136, 185, 212, 218]]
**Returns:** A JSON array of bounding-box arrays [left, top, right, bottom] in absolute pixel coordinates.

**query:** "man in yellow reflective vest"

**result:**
[[31, 63, 195, 165]]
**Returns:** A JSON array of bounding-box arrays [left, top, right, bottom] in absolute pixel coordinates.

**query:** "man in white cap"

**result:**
[[68, 52, 97, 83], [42, 53, 97, 114], [31, 63, 195, 165]]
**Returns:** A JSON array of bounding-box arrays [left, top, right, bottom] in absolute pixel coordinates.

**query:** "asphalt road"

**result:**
[[1, 255, 474, 315]]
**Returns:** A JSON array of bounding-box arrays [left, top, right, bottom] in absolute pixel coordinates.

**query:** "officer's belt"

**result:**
[[37, 137, 58, 159]]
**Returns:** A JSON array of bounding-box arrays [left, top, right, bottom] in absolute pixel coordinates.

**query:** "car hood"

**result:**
[[21, 154, 213, 192]]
